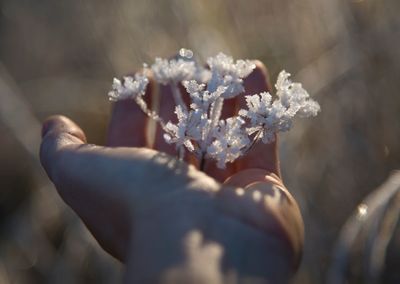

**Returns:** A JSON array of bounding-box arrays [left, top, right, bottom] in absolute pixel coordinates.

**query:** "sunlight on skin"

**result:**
[[235, 188, 245, 196], [220, 167, 304, 270], [252, 190, 262, 202], [163, 231, 224, 284]]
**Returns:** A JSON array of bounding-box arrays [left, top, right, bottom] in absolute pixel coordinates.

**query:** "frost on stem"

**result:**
[[163, 80, 227, 159], [108, 73, 149, 101], [163, 105, 205, 153], [239, 70, 321, 143], [150, 56, 201, 111], [151, 57, 196, 85], [107, 72, 167, 129], [183, 80, 226, 112], [207, 52, 256, 98], [108, 50, 320, 169], [207, 117, 250, 169]]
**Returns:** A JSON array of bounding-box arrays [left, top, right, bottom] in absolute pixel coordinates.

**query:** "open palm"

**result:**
[[40, 62, 304, 283]]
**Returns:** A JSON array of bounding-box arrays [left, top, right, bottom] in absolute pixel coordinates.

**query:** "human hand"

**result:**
[[40, 62, 304, 283]]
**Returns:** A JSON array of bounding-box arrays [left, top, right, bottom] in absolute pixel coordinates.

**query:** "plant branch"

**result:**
[[171, 83, 187, 112]]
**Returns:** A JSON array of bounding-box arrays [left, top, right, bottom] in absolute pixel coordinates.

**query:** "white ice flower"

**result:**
[[183, 80, 206, 94], [207, 53, 256, 79], [275, 70, 320, 117], [183, 80, 226, 111], [151, 57, 196, 85], [164, 106, 209, 153], [207, 117, 250, 169], [207, 52, 256, 98], [193, 66, 212, 84], [108, 50, 320, 169], [108, 73, 149, 101], [239, 70, 320, 143]]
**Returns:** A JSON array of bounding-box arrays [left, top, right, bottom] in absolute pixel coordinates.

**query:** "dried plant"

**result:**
[[108, 49, 320, 169]]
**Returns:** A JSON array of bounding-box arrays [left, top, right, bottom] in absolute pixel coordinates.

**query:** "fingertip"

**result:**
[[40, 115, 87, 181], [42, 115, 87, 143], [253, 60, 268, 76], [106, 72, 154, 147], [223, 169, 283, 188], [253, 60, 269, 80], [219, 175, 304, 270], [238, 61, 281, 176], [243, 60, 272, 95]]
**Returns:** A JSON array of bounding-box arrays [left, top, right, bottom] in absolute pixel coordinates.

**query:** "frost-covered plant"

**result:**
[[108, 48, 320, 169], [207, 52, 256, 98], [239, 71, 320, 143], [108, 73, 149, 101], [207, 117, 250, 169]]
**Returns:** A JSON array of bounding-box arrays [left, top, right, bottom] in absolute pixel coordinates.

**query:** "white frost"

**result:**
[[108, 51, 320, 169], [108, 73, 149, 101], [239, 70, 320, 143]]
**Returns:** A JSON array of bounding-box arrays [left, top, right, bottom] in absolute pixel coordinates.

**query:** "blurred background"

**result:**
[[1, 0, 400, 283]]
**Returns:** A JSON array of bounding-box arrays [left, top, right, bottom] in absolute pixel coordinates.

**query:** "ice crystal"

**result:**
[[164, 106, 206, 152], [183, 80, 226, 111], [239, 70, 320, 143], [207, 117, 250, 168], [108, 73, 149, 101], [151, 57, 196, 85], [207, 53, 256, 98], [108, 50, 320, 169]]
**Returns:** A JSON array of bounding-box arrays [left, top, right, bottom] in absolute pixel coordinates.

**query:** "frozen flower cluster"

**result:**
[[239, 71, 320, 143], [108, 48, 320, 169], [151, 57, 196, 85], [207, 117, 250, 169], [108, 73, 149, 101], [207, 52, 256, 98]]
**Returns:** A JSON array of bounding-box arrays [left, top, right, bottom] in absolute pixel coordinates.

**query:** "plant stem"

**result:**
[[244, 130, 262, 153], [199, 154, 206, 172], [135, 97, 168, 132], [171, 83, 187, 112], [178, 146, 185, 161], [210, 97, 224, 129], [206, 97, 224, 145]]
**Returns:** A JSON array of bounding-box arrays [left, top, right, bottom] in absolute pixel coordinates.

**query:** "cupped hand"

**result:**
[[40, 62, 304, 283]]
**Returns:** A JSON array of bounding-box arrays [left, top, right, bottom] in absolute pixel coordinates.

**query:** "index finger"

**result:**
[[235, 61, 281, 177], [106, 74, 155, 147]]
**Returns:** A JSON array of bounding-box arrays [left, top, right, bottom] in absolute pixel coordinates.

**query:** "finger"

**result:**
[[218, 172, 304, 270], [40, 115, 201, 261], [236, 61, 281, 177], [153, 53, 191, 156], [41, 115, 135, 260], [203, 160, 238, 183], [40, 115, 142, 201], [223, 168, 284, 189], [40, 116, 198, 208], [204, 62, 277, 181], [106, 75, 155, 147], [40, 115, 87, 180], [154, 81, 202, 166]]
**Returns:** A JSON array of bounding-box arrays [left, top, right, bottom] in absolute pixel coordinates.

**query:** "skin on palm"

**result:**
[[40, 62, 304, 283]]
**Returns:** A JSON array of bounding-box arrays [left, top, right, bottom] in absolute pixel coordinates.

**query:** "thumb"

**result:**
[[40, 115, 87, 183], [39, 115, 131, 260]]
